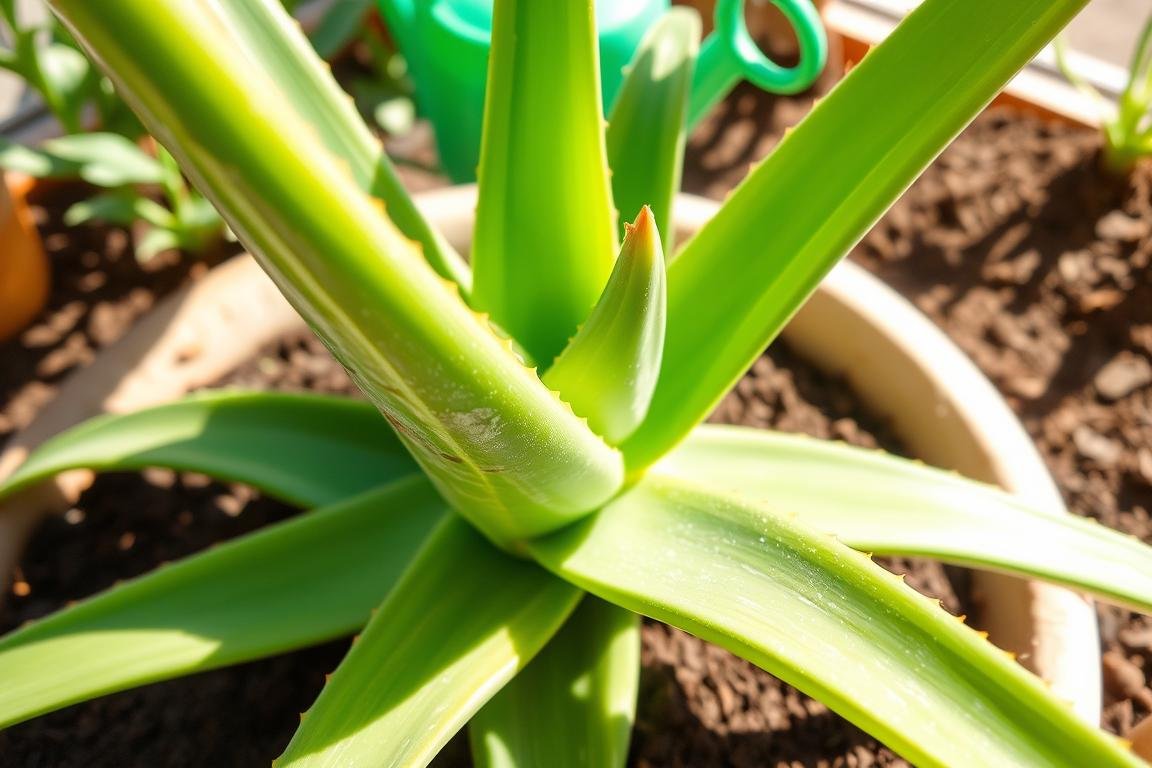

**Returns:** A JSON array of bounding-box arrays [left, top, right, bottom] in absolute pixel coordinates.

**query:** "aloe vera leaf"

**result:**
[[527, 475, 1141, 768], [658, 424, 1152, 615], [0, 391, 413, 509], [470, 597, 640, 768], [543, 207, 666, 444], [471, 0, 618, 364], [201, 0, 468, 290], [0, 478, 444, 729], [51, 0, 625, 547], [623, 0, 1092, 467], [606, 8, 699, 243], [277, 516, 582, 768]]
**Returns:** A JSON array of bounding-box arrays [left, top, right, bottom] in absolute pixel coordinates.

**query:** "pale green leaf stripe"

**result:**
[[51, 0, 624, 547], [472, 0, 618, 364], [528, 476, 1141, 767], [544, 207, 666, 445], [0, 479, 445, 729], [623, 0, 1092, 467], [196, 0, 469, 290], [662, 425, 1152, 615], [279, 516, 582, 768], [606, 8, 699, 244], [471, 597, 640, 768], [0, 391, 413, 509]]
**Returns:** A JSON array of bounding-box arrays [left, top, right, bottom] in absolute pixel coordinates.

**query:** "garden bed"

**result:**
[[0, 89, 1148, 765]]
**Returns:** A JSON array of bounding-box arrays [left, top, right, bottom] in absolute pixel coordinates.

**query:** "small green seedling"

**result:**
[[0, 0, 225, 260], [1056, 14, 1152, 174], [0, 1, 1149, 766]]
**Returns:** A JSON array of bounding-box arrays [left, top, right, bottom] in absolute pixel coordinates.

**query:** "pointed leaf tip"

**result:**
[[544, 213, 667, 445], [626, 205, 657, 244]]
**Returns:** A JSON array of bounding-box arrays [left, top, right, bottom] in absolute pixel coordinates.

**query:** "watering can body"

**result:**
[[379, 0, 666, 182]]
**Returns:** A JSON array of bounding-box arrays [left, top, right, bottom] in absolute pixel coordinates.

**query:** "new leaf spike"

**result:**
[[544, 207, 666, 445]]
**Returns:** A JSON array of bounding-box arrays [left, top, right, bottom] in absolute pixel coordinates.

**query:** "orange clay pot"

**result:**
[[0, 172, 49, 342]]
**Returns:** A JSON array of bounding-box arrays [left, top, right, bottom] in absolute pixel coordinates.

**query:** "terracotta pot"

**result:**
[[1132, 714, 1152, 761], [0, 172, 50, 342], [0, 186, 1101, 731]]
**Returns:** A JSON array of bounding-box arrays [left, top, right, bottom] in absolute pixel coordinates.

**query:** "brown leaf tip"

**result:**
[[627, 205, 655, 239]]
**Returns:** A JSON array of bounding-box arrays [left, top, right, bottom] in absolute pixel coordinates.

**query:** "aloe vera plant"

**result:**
[[3, 0, 1152, 765]]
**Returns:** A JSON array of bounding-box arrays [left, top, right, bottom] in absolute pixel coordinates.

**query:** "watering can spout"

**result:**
[[378, 0, 416, 54]]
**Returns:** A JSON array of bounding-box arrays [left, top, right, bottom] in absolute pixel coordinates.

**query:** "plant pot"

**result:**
[[0, 186, 1101, 747], [0, 172, 50, 343]]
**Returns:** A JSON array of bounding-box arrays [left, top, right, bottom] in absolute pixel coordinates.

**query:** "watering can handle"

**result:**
[[687, 0, 827, 130]]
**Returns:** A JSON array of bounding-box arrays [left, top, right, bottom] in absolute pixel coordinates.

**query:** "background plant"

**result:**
[[0, 1, 1150, 766], [1055, 12, 1152, 174], [0, 0, 389, 261], [0, 0, 226, 260]]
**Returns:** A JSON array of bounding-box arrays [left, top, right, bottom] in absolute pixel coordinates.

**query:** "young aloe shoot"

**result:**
[[4, 0, 1152, 766], [1055, 14, 1152, 174]]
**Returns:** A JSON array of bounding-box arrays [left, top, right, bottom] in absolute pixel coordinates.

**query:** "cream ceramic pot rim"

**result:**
[[0, 186, 1101, 726]]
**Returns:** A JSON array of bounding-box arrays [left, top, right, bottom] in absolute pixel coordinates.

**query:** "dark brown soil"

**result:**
[[2, 90, 1149, 768], [847, 107, 1152, 741], [0, 186, 216, 443]]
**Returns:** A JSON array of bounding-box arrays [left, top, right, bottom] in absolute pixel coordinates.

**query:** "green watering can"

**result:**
[[378, 0, 826, 182]]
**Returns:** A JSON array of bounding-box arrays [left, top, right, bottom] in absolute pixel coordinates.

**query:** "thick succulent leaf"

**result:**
[[0, 479, 445, 729], [472, 0, 618, 364], [470, 597, 640, 768], [623, 0, 1093, 467], [660, 425, 1152, 616], [606, 8, 699, 243], [277, 516, 582, 768], [527, 476, 1140, 767], [543, 208, 666, 444], [51, 0, 624, 548], [0, 391, 413, 509], [202, 0, 467, 289]]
